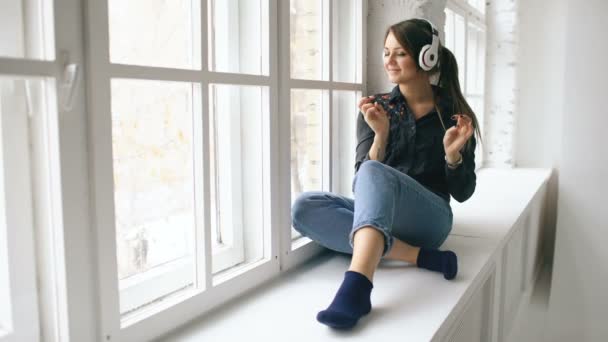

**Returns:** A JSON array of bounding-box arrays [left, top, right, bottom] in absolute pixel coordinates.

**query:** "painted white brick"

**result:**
[[484, 0, 519, 167]]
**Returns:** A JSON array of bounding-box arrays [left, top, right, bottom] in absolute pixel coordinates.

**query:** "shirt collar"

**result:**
[[388, 84, 449, 108], [388, 85, 403, 104]]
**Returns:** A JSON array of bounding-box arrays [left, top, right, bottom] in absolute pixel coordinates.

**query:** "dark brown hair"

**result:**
[[384, 18, 483, 153]]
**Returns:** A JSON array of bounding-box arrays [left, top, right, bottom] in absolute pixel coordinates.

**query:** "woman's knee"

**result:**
[[354, 160, 395, 191], [358, 160, 384, 174], [291, 191, 325, 230]]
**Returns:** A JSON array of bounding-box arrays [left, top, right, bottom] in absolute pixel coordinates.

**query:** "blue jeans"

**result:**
[[291, 160, 453, 257]]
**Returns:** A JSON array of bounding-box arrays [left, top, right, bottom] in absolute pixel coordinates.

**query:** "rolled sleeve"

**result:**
[[354, 111, 377, 173], [445, 135, 477, 202]]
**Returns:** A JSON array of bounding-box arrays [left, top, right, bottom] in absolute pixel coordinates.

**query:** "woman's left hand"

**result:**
[[443, 114, 474, 159]]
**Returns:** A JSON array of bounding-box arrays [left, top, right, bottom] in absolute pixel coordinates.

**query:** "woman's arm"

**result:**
[[369, 133, 389, 162], [354, 111, 388, 173], [445, 135, 477, 202]]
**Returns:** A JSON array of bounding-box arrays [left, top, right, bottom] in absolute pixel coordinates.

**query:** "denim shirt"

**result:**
[[354, 85, 477, 204]]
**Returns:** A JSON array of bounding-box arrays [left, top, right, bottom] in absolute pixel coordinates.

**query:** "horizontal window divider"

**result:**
[[288, 79, 363, 91], [0, 58, 60, 77], [108, 64, 205, 82], [108, 64, 272, 86], [206, 72, 271, 86]]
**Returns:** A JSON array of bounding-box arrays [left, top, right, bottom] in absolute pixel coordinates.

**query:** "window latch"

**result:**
[[59, 51, 80, 112]]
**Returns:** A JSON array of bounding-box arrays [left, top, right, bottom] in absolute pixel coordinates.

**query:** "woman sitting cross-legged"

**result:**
[[291, 17, 482, 330]]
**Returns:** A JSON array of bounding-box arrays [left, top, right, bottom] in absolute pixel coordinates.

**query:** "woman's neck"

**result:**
[[398, 77, 434, 106]]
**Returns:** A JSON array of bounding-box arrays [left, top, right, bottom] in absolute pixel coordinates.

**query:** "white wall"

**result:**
[[485, 0, 519, 168], [515, 0, 567, 270], [542, 0, 608, 340]]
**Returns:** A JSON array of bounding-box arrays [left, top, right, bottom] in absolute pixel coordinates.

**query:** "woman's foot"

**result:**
[[316, 270, 373, 329], [416, 248, 458, 280]]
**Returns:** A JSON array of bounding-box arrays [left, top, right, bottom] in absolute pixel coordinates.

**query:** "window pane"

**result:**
[[332, 0, 361, 83], [466, 24, 486, 105], [444, 8, 453, 50], [291, 89, 324, 239], [454, 12, 466, 90], [0, 81, 10, 333], [209, 0, 269, 75], [332, 91, 359, 196], [467, 25, 479, 95], [0, 76, 46, 339], [209, 85, 267, 280], [111, 79, 197, 314], [475, 30, 486, 94], [290, 0, 325, 80], [109, 0, 201, 69], [467, 95, 483, 119], [0, 0, 55, 60]]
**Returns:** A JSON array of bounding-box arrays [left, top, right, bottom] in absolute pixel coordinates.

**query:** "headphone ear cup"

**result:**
[[419, 44, 432, 71]]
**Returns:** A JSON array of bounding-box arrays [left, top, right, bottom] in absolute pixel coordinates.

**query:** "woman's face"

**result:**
[[383, 31, 419, 84]]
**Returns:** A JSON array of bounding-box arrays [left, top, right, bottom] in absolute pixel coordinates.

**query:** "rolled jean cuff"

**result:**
[[349, 220, 394, 257]]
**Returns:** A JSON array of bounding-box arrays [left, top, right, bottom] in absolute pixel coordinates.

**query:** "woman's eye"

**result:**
[[383, 52, 407, 57]]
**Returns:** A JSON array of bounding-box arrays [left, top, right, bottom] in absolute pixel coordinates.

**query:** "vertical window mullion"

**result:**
[[463, 14, 468, 97], [325, 0, 332, 191], [327, 0, 332, 83], [87, 1, 122, 339], [266, 0, 279, 266], [198, 0, 213, 292], [322, 89, 331, 192]]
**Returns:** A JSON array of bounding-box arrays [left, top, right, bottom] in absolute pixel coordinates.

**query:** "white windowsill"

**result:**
[[157, 167, 552, 342]]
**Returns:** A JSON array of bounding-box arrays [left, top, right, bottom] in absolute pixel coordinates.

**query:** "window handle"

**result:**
[[60, 62, 80, 112]]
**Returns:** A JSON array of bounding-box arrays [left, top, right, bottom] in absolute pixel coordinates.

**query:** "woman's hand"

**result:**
[[358, 95, 390, 138], [443, 114, 474, 161]]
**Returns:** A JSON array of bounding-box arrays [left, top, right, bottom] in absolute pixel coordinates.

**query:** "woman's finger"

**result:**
[[374, 103, 387, 115], [358, 95, 374, 109], [366, 105, 379, 116], [361, 103, 375, 115]]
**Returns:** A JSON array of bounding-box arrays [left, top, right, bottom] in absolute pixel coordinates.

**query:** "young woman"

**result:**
[[291, 18, 482, 329]]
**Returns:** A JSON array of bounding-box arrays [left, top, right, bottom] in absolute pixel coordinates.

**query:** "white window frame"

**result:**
[[0, 77, 41, 342], [0, 0, 366, 341], [445, 0, 486, 170], [0, 1, 80, 341], [87, 1, 271, 341], [281, 0, 366, 269]]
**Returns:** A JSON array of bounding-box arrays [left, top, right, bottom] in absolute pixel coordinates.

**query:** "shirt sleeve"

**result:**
[[445, 134, 477, 202], [354, 111, 378, 174]]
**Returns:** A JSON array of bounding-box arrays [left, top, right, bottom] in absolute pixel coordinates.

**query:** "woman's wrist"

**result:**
[[369, 133, 388, 162], [374, 131, 388, 142], [445, 152, 463, 167]]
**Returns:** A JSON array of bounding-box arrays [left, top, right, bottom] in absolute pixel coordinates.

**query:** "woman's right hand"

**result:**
[[358, 95, 390, 137]]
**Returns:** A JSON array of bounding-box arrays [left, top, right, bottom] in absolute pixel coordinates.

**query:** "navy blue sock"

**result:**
[[417, 248, 458, 280], [316, 270, 373, 329]]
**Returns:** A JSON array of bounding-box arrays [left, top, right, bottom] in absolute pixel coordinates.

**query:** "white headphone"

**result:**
[[418, 18, 440, 71]]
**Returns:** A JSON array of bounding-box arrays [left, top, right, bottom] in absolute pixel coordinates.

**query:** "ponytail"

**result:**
[[437, 46, 483, 153]]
